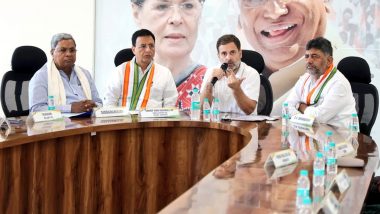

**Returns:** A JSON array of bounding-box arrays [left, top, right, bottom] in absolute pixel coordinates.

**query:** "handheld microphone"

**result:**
[[211, 63, 228, 86]]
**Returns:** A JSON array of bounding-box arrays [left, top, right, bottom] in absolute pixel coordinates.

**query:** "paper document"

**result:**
[[230, 115, 279, 122]]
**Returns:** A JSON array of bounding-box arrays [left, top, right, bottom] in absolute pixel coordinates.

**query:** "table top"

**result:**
[[1, 114, 378, 213]]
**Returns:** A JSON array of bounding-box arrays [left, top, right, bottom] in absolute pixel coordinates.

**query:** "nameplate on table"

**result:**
[[264, 149, 298, 168], [290, 114, 315, 127], [336, 142, 355, 158], [140, 108, 180, 118], [316, 191, 340, 214], [334, 170, 351, 195], [290, 122, 314, 135], [264, 162, 297, 180], [32, 110, 63, 122], [94, 107, 130, 118]]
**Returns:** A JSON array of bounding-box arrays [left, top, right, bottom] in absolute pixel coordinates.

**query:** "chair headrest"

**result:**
[[241, 50, 265, 73], [337, 56, 371, 84], [11, 46, 47, 73], [114, 48, 135, 67]]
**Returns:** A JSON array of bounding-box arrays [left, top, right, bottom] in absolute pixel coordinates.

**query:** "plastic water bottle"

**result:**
[[281, 123, 290, 149], [48, 95, 55, 110], [296, 170, 310, 210], [190, 88, 200, 120], [211, 98, 220, 122], [313, 152, 325, 187], [203, 98, 211, 121], [312, 185, 325, 208], [298, 196, 312, 214], [326, 142, 337, 175], [282, 102, 290, 126], [350, 113, 360, 133], [324, 131, 333, 160]]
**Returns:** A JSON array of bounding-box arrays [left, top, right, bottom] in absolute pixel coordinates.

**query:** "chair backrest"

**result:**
[[114, 48, 134, 67], [241, 50, 272, 115], [1, 46, 47, 117], [337, 56, 379, 136]]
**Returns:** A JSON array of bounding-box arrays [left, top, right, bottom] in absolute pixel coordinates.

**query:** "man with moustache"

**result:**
[[29, 33, 102, 113], [200, 34, 260, 115], [237, 0, 360, 115], [285, 37, 356, 128], [104, 29, 178, 109]]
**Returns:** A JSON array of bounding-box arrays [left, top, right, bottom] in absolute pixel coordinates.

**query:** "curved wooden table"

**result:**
[[0, 115, 377, 213]]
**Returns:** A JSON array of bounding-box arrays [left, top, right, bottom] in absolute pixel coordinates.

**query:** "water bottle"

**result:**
[[190, 88, 200, 120], [312, 185, 325, 208], [350, 113, 360, 133], [296, 170, 310, 210], [48, 95, 56, 110], [281, 123, 290, 149], [324, 131, 333, 160], [282, 102, 290, 126], [298, 196, 312, 214], [211, 98, 220, 122], [326, 142, 337, 175], [203, 98, 211, 121], [313, 152, 325, 187]]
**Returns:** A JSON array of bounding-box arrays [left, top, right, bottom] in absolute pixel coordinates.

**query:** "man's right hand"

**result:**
[[71, 100, 97, 113], [209, 68, 226, 83]]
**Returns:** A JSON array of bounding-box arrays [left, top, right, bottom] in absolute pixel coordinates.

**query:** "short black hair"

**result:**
[[131, 29, 155, 46], [306, 37, 333, 56], [216, 34, 241, 52]]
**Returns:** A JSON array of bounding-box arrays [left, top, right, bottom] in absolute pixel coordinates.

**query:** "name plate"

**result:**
[[316, 191, 340, 214], [336, 142, 355, 158], [335, 170, 351, 195], [290, 114, 315, 127], [290, 122, 314, 135], [94, 107, 130, 118], [264, 162, 297, 180], [264, 149, 298, 168], [140, 108, 179, 118], [32, 110, 63, 122]]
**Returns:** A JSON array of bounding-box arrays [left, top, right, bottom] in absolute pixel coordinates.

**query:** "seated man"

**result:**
[[29, 33, 102, 113], [200, 34, 260, 115], [104, 29, 178, 109], [285, 37, 357, 128]]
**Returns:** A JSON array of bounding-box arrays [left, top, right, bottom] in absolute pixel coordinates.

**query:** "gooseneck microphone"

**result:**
[[211, 63, 228, 86]]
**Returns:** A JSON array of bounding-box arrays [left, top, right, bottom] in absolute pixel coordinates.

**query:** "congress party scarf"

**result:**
[[301, 64, 337, 105], [47, 60, 92, 105], [121, 59, 155, 110]]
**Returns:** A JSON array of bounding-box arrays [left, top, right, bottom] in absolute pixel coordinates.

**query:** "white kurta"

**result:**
[[285, 68, 356, 128], [103, 60, 178, 109], [201, 62, 260, 115]]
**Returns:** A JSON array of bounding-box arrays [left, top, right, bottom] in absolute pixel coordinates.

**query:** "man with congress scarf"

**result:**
[[29, 33, 102, 113], [285, 37, 357, 128], [104, 29, 177, 109]]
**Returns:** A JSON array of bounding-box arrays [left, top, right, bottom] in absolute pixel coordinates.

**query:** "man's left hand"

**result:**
[[226, 70, 245, 90]]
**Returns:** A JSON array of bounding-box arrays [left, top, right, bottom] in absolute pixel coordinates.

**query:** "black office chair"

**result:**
[[114, 48, 134, 67], [337, 56, 379, 136], [1, 46, 47, 117], [241, 50, 273, 115]]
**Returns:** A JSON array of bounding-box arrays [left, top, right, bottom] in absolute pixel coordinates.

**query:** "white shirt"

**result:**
[[201, 62, 260, 115], [286, 68, 356, 128], [104, 61, 178, 109]]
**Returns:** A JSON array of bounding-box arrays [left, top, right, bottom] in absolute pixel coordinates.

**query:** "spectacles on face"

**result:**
[[138, 0, 202, 16], [239, 0, 291, 8], [305, 53, 322, 60], [137, 44, 155, 50], [55, 47, 77, 54]]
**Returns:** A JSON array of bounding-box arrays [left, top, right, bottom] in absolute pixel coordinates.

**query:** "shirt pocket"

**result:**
[[147, 84, 164, 108]]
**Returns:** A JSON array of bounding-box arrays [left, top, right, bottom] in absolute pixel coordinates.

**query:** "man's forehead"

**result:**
[[219, 42, 238, 52], [305, 48, 323, 55], [57, 39, 75, 47], [136, 36, 154, 44]]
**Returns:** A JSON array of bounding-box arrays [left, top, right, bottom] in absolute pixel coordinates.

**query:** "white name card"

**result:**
[[32, 110, 63, 122], [335, 170, 351, 195], [316, 191, 340, 214], [264, 149, 298, 168], [140, 108, 179, 118], [336, 142, 355, 158], [290, 114, 315, 127], [264, 162, 297, 180], [94, 107, 130, 118]]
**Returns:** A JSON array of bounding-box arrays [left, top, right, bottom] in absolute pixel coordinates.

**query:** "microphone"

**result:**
[[211, 63, 228, 86]]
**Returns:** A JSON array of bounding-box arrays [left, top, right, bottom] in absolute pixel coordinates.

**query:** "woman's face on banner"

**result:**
[[238, 0, 327, 71], [132, 0, 203, 59]]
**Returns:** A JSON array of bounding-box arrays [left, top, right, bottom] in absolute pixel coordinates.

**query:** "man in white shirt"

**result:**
[[104, 29, 178, 109], [200, 34, 260, 115], [285, 37, 357, 128]]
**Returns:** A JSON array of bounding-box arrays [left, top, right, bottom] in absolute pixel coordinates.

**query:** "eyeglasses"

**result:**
[[239, 0, 291, 8], [305, 53, 322, 60], [137, 44, 155, 50], [55, 47, 77, 54], [138, 1, 202, 16]]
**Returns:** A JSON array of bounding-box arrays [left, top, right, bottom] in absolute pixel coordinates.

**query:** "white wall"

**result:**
[[0, 0, 95, 117]]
